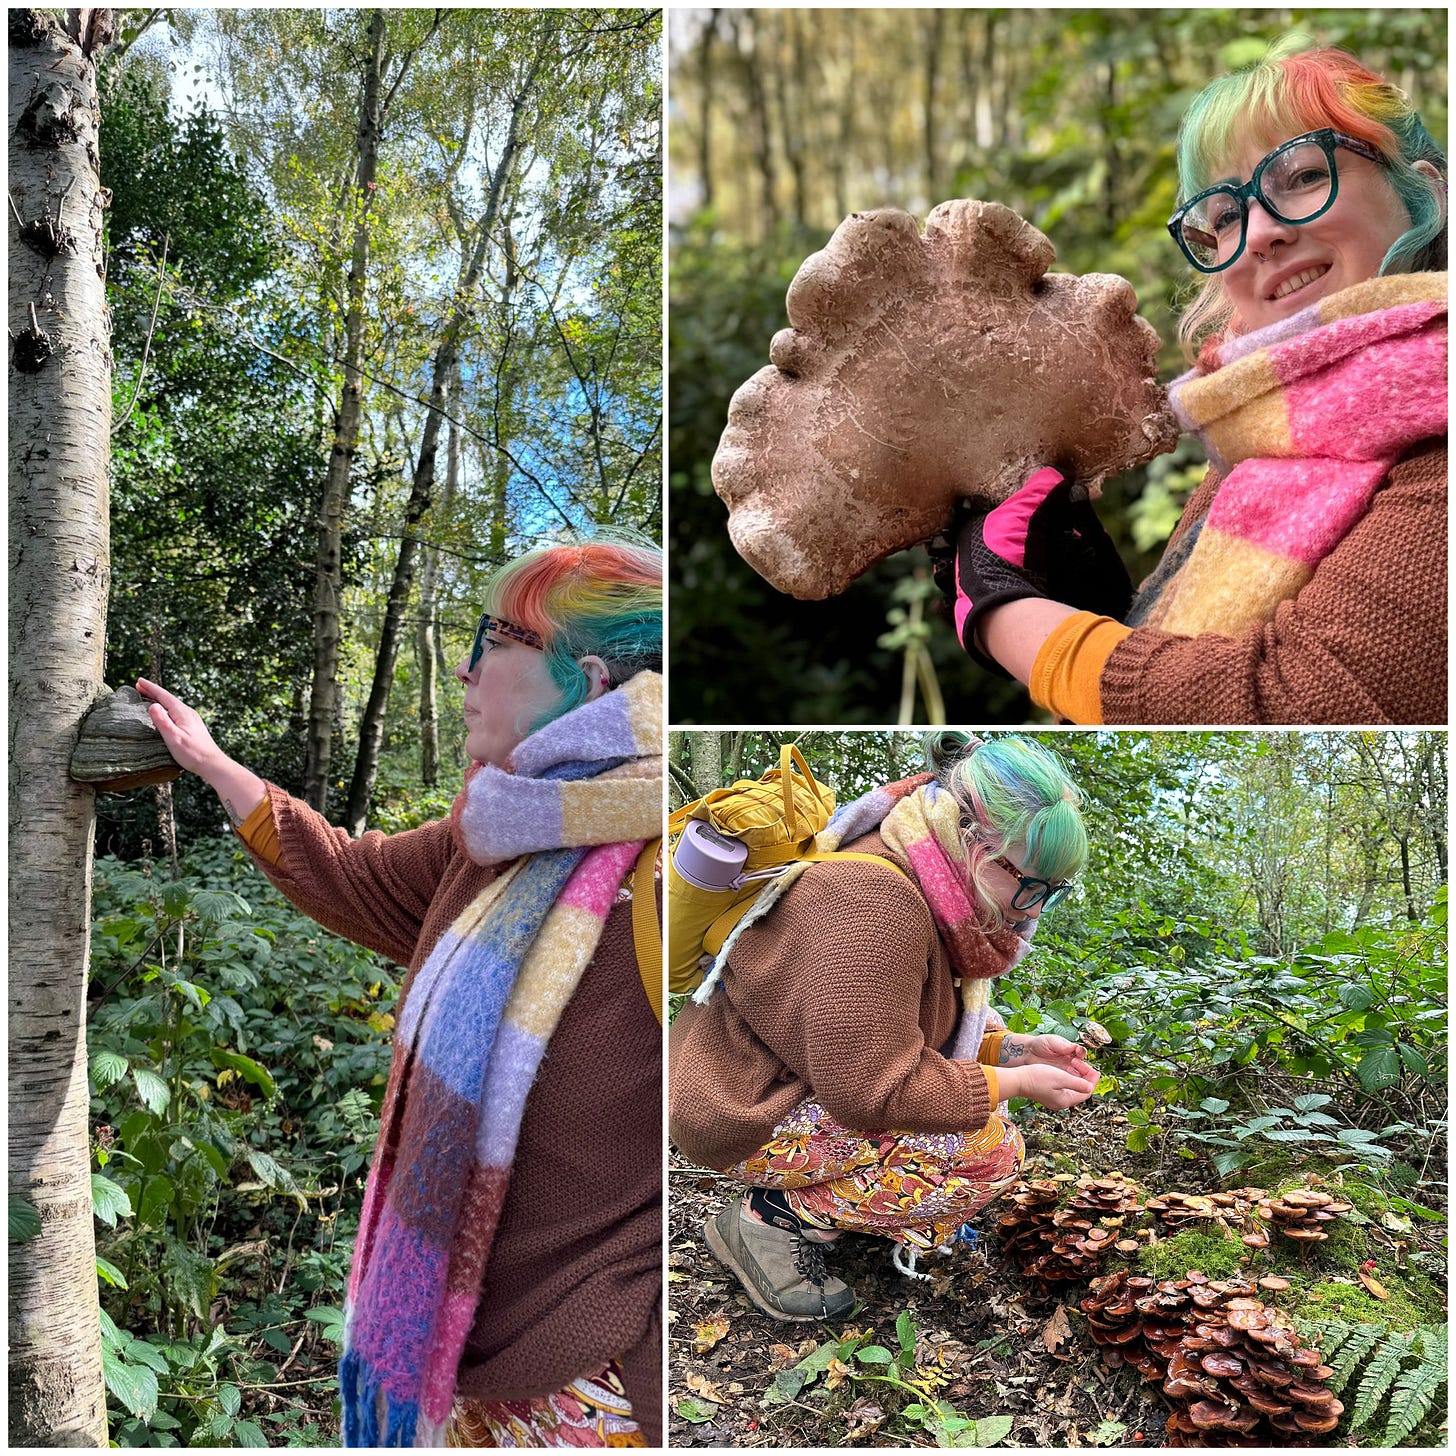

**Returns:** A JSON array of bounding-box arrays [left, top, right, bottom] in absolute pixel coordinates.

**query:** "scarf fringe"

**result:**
[[341, 1350, 422, 1447]]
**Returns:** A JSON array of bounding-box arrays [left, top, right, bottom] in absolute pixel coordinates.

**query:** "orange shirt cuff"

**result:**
[[977, 1031, 1005, 1066], [982, 1066, 1000, 1107], [236, 793, 283, 868], [1029, 612, 1132, 725]]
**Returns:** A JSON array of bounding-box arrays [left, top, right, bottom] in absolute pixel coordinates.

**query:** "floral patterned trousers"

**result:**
[[445, 1360, 645, 1449], [727, 1098, 1025, 1251]]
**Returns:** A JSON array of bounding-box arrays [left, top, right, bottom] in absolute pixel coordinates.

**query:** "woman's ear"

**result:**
[[1413, 160, 1447, 228], [578, 655, 609, 702]]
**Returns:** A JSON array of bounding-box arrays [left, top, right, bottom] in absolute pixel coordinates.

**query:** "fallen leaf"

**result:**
[[684, 1372, 726, 1404], [767, 1343, 799, 1371], [693, 1314, 730, 1353], [1357, 1269, 1389, 1300], [1042, 1304, 1075, 1358], [843, 1397, 886, 1438], [674, 1397, 715, 1424]]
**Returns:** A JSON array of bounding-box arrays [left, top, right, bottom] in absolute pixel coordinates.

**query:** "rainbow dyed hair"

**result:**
[[925, 731, 1088, 929], [480, 531, 662, 731], [1175, 36, 1447, 354]]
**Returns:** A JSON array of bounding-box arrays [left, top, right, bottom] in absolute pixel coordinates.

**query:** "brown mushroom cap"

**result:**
[[1200, 1352, 1245, 1378], [1186, 1400, 1244, 1430], [1258, 1276, 1291, 1293], [1227, 1309, 1271, 1332], [1246, 1389, 1294, 1416]]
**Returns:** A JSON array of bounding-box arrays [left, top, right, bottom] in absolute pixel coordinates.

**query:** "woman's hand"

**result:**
[[934, 467, 1070, 673], [137, 678, 228, 777], [999, 1060, 1099, 1111], [933, 467, 1133, 681], [997, 1032, 1096, 1081], [136, 678, 267, 827]]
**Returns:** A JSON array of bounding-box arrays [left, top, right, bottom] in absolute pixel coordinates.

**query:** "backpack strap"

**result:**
[[631, 837, 664, 1025], [701, 851, 908, 959]]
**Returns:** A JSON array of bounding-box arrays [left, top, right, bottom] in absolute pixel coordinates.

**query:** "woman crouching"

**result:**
[[669, 732, 1098, 1319], [140, 538, 663, 1448]]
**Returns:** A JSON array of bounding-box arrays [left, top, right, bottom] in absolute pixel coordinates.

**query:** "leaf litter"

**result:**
[[669, 1097, 1169, 1447]]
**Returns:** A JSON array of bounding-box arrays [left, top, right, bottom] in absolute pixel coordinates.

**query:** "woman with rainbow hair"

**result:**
[[946, 37, 1446, 724], [140, 536, 664, 1448], [669, 732, 1099, 1319]]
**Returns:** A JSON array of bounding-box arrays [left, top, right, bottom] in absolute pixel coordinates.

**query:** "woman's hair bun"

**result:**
[[923, 730, 983, 771]]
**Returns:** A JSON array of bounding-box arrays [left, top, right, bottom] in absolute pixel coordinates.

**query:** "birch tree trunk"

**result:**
[[343, 46, 543, 836], [301, 7, 386, 814], [415, 383, 458, 789], [8, 8, 113, 1443]]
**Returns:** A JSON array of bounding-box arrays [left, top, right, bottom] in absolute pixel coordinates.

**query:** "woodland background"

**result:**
[[666, 8, 1449, 722], [10, 7, 659, 1445], [667, 731, 1448, 1447]]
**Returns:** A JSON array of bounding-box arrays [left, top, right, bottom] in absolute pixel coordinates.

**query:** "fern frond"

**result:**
[[1351, 1331, 1414, 1431], [1412, 1325, 1448, 1372], [1314, 1317, 1354, 1357], [1382, 1343, 1447, 1447], [1326, 1324, 1384, 1395]]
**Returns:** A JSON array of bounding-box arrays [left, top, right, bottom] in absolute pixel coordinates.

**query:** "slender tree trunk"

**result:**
[[344, 52, 541, 836], [415, 378, 458, 790], [923, 9, 945, 203], [734, 11, 779, 241], [302, 8, 387, 814], [696, 10, 718, 212], [8, 9, 113, 1443]]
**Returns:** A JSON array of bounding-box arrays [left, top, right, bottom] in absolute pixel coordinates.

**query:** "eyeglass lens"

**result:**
[[1012, 879, 1068, 912], [468, 614, 490, 671], [1178, 138, 1336, 268]]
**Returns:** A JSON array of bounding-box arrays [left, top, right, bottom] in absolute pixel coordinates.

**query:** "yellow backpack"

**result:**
[[665, 745, 904, 997]]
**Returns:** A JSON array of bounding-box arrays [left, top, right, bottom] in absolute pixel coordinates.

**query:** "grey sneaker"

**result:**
[[704, 1202, 855, 1321]]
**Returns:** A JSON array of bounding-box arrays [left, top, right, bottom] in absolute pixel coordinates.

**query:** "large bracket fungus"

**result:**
[[713, 200, 1180, 599], [69, 685, 182, 791]]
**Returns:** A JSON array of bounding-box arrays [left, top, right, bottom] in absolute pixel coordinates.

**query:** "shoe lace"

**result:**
[[792, 1234, 831, 1311]]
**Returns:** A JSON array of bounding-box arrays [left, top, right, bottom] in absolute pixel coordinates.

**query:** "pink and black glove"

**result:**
[[933, 468, 1131, 674]]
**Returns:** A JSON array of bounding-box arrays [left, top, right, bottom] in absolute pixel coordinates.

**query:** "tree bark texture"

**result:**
[[415, 390, 458, 790], [343, 46, 543, 836], [302, 7, 387, 815], [8, 8, 113, 1444]]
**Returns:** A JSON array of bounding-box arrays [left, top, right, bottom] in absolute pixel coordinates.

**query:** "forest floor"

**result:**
[[666, 1092, 1446, 1449]]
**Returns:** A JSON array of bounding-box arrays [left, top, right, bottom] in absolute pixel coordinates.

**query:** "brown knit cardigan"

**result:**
[[668, 831, 997, 1173], [242, 785, 663, 1445], [1101, 440, 1447, 724]]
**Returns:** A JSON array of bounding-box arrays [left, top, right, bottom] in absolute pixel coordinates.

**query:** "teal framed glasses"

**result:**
[[1167, 128, 1386, 273]]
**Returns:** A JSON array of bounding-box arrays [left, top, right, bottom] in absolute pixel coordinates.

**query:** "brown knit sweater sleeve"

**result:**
[[729, 859, 995, 1137], [1099, 442, 1447, 724], [240, 783, 458, 967]]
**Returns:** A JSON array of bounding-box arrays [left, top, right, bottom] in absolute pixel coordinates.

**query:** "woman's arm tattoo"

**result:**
[[998, 1036, 1030, 1065]]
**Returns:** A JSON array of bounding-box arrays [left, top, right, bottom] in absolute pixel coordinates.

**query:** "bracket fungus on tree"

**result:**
[[711, 199, 1180, 599], [69, 685, 182, 791]]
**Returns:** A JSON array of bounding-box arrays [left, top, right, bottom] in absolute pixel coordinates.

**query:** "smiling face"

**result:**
[[1218, 132, 1416, 332], [455, 632, 564, 768]]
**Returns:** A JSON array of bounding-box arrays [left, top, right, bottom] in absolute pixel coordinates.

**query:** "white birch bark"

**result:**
[[8, 7, 113, 1444]]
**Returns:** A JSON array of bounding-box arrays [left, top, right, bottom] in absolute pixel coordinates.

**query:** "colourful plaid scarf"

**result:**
[[1127, 273, 1446, 636], [695, 775, 1030, 1057], [340, 671, 662, 1447]]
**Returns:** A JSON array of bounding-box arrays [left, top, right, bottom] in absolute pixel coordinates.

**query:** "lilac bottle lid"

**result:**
[[673, 820, 748, 891]]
